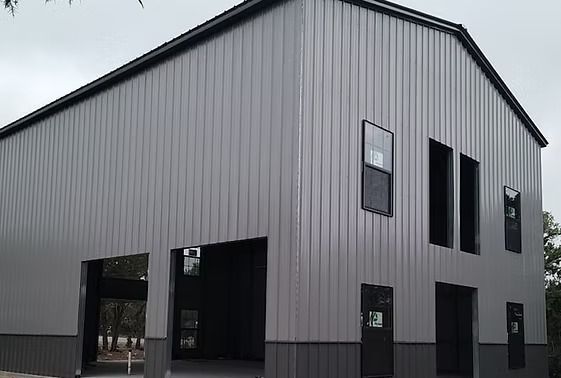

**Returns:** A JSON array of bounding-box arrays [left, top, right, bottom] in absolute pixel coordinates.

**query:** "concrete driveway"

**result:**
[[82, 360, 264, 378]]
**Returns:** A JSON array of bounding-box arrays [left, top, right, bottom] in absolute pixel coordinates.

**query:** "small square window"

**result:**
[[180, 329, 198, 350], [183, 248, 201, 276], [181, 310, 199, 329], [362, 121, 393, 216], [180, 309, 199, 350]]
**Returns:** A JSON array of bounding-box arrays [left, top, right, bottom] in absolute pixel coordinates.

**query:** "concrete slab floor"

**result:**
[[82, 360, 265, 378], [81, 361, 144, 377]]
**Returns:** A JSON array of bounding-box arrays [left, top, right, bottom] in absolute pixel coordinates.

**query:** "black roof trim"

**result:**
[[348, 0, 459, 31], [456, 26, 548, 147], [0, 0, 548, 147]]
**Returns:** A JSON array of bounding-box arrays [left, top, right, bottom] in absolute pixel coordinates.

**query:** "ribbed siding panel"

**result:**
[[0, 0, 302, 344], [0, 335, 76, 378], [265, 342, 361, 378], [479, 344, 549, 378], [298, 0, 545, 345], [144, 338, 171, 378]]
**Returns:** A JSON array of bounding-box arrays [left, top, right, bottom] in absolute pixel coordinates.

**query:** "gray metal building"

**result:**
[[0, 0, 549, 377]]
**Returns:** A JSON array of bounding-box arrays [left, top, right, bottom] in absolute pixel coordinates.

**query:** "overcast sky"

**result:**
[[1, 0, 560, 219]]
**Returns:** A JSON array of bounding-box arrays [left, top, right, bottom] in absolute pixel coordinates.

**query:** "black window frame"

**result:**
[[429, 139, 454, 248], [179, 309, 200, 351], [460, 154, 480, 255], [504, 186, 522, 254], [361, 120, 394, 217]]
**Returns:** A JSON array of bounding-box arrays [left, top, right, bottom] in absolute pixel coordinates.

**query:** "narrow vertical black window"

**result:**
[[430, 139, 454, 248], [362, 120, 393, 216], [507, 302, 525, 369], [361, 284, 393, 377], [504, 187, 522, 253], [460, 155, 480, 254]]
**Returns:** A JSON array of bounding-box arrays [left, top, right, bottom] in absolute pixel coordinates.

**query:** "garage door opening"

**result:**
[[170, 238, 266, 377], [435, 282, 478, 377], [77, 254, 149, 377]]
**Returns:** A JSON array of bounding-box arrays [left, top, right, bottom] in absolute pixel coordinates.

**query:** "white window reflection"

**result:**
[[364, 122, 393, 172]]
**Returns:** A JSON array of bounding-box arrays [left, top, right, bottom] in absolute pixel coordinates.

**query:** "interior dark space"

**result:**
[[172, 238, 267, 363], [80, 254, 149, 375], [436, 283, 475, 377]]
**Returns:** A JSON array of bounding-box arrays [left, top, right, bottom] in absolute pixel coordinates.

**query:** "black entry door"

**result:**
[[507, 302, 525, 369], [435, 283, 475, 376], [361, 284, 393, 377]]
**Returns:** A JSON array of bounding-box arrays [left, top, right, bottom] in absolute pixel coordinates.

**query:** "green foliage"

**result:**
[[545, 211, 561, 377], [99, 300, 146, 352], [98, 254, 148, 354], [103, 254, 149, 281], [546, 211, 561, 283]]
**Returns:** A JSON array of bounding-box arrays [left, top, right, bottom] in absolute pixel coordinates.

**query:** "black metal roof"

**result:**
[[0, 0, 548, 147]]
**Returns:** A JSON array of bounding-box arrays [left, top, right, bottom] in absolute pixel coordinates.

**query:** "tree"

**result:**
[[120, 302, 146, 350], [132, 302, 146, 350], [97, 255, 148, 356], [100, 305, 110, 351], [545, 211, 561, 282], [3, 0, 143, 16], [545, 211, 561, 377], [111, 303, 127, 352], [99, 299, 146, 355], [103, 254, 149, 281]]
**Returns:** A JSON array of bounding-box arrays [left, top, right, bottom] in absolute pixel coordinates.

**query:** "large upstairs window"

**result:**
[[460, 154, 480, 254], [362, 121, 393, 216], [430, 139, 454, 248]]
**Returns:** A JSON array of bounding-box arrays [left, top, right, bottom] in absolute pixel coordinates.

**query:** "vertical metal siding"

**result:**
[[298, 0, 545, 345], [0, 0, 547, 372], [0, 0, 302, 344]]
